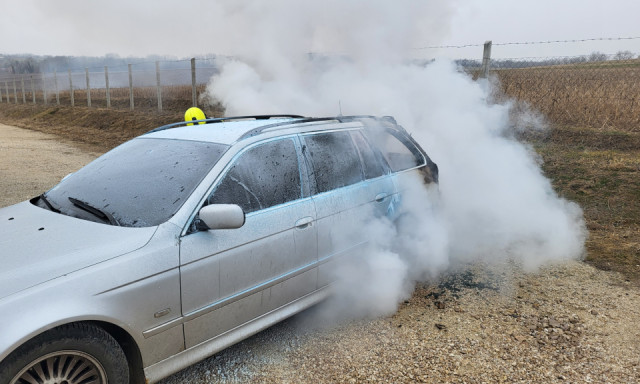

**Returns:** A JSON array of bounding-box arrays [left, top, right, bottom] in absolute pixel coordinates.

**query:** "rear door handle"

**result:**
[[295, 217, 313, 229], [375, 193, 389, 202]]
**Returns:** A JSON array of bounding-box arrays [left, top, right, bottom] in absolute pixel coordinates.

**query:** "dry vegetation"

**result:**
[[0, 85, 223, 150], [487, 62, 640, 283], [494, 61, 640, 131], [533, 127, 640, 284], [2, 83, 216, 128]]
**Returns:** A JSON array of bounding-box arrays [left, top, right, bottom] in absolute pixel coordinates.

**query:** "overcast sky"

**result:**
[[1, 0, 639, 60]]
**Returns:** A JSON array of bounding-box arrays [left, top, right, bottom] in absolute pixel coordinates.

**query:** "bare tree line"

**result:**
[[456, 50, 638, 70], [0, 54, 220, 75]]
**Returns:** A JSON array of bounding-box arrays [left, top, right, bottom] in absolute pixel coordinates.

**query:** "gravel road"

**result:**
[[2, 123, 639, 383], [0, 123, 100, 207]]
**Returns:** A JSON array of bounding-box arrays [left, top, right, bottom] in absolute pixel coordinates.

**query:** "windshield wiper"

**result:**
[[68, 197, 120, 226], [39, 193, 60, 213]]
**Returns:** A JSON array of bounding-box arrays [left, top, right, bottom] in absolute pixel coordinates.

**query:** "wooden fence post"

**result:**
[[4, 81, 9, 103], [68, 70, 74, 107], [13, 79, 18, 104], [156, 61, 162, 111], [191, 58, 197, 107], [31, 76, 36, 104], [54, 70, 60, 105], [105, 66, 111, 108], [128, 64, 134, 111], [480, 40, 492, 79], [42, 73, 47, 105], [85, 68, 91, 107], [21, 77, 26, 104]]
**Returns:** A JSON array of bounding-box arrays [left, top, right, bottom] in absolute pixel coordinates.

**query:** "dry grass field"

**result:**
[[0, 86, 223, 150], [533, 125, 640, 283], [3, 84, 217, 123], [489, 63, 640, 282], [495, 61, 640, 131]]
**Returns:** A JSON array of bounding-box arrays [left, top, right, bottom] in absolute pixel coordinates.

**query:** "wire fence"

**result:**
[[1, 39, 640, 130], [0, 58, 218, 113], [454, 48, 640, 130], [421, 37, 640, 130], [491, 57, 640, 130]]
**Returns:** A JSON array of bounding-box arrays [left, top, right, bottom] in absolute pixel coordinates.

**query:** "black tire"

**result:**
[[1, 323, 129, 384]]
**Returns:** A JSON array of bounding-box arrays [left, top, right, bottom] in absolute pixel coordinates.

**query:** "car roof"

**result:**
[[143, 117, 304, 145], [141, 115, 401, 145]]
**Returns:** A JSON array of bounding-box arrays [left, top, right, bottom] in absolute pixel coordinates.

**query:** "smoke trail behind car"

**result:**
[[201, 0, 587, 320]]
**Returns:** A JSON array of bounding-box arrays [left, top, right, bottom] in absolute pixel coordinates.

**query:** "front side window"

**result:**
[[304, 131, 364, 193], [208, 138, 301, 214]]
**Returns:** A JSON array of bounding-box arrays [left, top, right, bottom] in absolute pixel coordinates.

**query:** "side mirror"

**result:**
[[198, 204, 245, 230]]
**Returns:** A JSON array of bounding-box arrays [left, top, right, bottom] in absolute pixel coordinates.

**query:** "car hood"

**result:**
[[0, 201, 157, 300]]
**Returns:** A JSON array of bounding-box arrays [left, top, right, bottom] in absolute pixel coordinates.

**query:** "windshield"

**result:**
[[42, 138, 228, 227]]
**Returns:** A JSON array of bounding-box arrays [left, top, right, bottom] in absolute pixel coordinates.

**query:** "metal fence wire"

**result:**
[[0, 58, 218, 113], [475, 54, 640, 130], [1, 43, 640, 130]]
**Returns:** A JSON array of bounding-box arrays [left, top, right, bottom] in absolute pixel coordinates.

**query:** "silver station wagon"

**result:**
[[0, 115, 438, 384]]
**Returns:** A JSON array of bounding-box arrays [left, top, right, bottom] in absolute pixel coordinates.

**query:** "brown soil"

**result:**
[[0, 123, 99, 207], [533, 125, 640, 285], [0, 103, 223, 151]]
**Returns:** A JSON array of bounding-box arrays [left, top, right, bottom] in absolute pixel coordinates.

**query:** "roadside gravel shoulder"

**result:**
[[163, 261, 640, 383], [0, 123, 99, 207], [258, 261, 640, 383]]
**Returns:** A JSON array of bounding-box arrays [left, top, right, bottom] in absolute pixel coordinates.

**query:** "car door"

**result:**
[[179, 136, 317, 348], [364, 127, 429, 212], [301, 130, 395, 287], [350, 129, 398, 218]]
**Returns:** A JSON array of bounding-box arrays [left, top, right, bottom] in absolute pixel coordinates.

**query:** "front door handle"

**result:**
[[375, 193, 389, 202], [295, 217, 313, 229]]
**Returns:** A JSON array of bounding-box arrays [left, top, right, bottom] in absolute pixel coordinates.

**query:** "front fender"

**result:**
[[0, 224, 183, 367]]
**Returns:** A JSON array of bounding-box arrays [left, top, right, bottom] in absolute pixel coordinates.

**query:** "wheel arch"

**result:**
[[88, 320, 146, 384], [1, 320, 146, 384]]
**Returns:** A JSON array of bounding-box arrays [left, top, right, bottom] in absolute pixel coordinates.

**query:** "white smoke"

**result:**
[[202, 1, 587, 319]]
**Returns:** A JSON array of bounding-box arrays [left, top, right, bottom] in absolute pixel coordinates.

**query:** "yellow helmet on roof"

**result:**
[[185, 107, 206, 125]]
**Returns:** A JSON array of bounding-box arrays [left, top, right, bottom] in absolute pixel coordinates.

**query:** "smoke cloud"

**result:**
[[201, 1, 587, 320]]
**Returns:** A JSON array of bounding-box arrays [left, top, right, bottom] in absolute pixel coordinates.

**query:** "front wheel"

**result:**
[[1, 323, 129, 384]]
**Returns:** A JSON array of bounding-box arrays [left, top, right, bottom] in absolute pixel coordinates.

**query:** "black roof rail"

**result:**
[[337, 115, 398, 126], [238, 117, 343, 140], [340, 115, 408, 134], [237, 115, 405, 140], [335, 115, 377, 121], [144, 115, 305, 135], [143, 114, 405, 141]]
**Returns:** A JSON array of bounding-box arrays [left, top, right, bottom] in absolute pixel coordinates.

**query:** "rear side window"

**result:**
[[304, 132, 364, 193], [367, 130, 425, 172], [209, 138, 301, 213], [350, 131, 386, 179]]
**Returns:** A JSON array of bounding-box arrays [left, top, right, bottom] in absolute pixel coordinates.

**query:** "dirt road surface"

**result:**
[[0, 123, 100, 207], [1, 124, 639, 383]]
